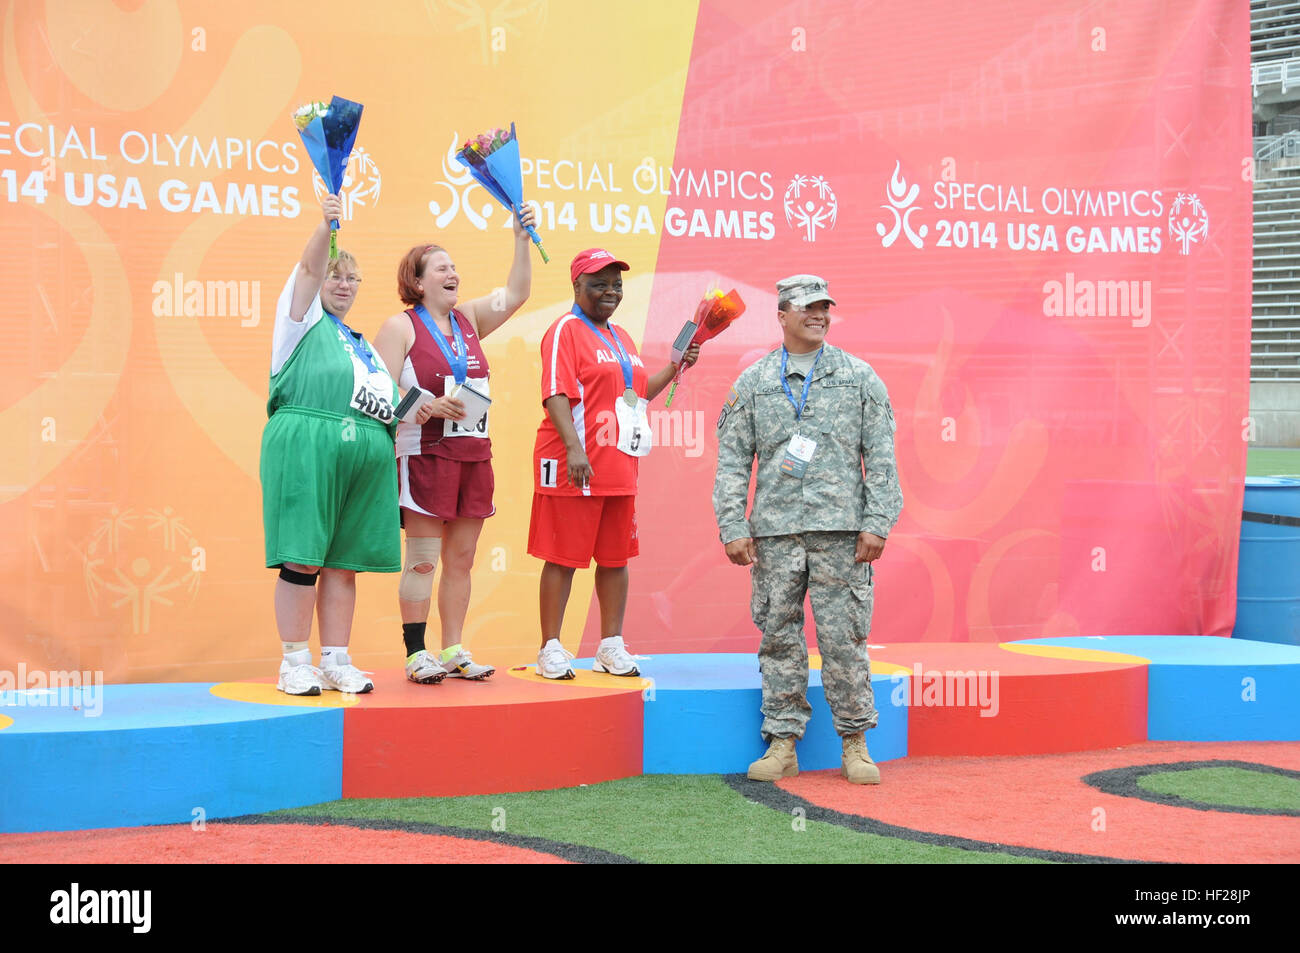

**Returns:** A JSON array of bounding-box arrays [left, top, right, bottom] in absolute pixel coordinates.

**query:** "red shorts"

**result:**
[[399, 454, 495, 521], [527, 493, 639, 569]]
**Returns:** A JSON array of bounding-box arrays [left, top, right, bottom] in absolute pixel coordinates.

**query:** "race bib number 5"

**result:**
[[615, 396, 653, 458]]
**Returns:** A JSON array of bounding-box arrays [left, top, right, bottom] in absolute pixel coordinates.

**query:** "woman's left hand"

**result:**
[[680, 342, 702, 368], [513, 203, 538, 241], [414, 402, 437, 425]]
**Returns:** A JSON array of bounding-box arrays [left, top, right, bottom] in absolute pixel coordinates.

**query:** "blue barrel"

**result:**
[[1234, 477, 1300, 645]]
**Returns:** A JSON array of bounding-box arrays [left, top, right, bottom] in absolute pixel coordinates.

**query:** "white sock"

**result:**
[[320, 647, 349, 667]]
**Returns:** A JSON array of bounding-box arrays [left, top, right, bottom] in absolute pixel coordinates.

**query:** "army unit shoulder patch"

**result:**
[[718, 385, 742, 430]]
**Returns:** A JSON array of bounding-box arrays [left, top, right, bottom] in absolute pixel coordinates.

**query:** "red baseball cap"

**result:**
[[570, 248, 630, 283]]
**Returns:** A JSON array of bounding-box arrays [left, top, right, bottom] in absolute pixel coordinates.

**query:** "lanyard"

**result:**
[[780, 346, 822, 420], [326, 311, 379, 374], [573, 304, 633, 391], [413, 304, 468, 384]]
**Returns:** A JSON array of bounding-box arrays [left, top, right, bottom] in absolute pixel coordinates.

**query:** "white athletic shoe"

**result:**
[[537, 639, 576, 680], [405, 649, 447, 685], [592, 636, 640, 677], [440, 644, 495, 680], [318, 653, 375, 694], [277, 659, 323, 696]]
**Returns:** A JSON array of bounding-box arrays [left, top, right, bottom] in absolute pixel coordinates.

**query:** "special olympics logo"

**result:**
[[81, 507, 203, 635], [877, 160, 926, 249], [1168, 192, 1208, 255], [312, 146, 383, 220], [428, 132, 495, 230], [784, 175, 837, 242]]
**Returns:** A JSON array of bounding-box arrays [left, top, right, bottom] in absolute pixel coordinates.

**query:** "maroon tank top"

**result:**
[[406, 307, 492, 461]]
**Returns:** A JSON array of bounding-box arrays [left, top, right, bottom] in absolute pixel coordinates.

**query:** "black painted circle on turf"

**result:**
[[227, 813, 640, 864], [1079, 760, 1300, 817], [722, 774, 1136, 864]]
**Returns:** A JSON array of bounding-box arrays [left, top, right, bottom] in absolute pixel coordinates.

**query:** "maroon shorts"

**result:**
[[527, 493, 639, 568], [399, 454, 495, 521]]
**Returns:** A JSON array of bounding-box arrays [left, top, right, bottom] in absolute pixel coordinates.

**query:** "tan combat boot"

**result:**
[[841, 732, 881, 784], [747, 737, 799, 781]]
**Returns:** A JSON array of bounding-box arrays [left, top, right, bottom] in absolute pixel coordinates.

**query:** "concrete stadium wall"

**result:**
[[1251, 381, 1300, 446]]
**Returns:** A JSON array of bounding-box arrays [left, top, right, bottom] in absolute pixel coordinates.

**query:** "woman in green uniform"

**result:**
[[260, 193, 434, 694]]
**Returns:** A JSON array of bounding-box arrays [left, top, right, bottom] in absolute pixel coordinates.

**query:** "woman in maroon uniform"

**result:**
[[373, 207, 536, 683]]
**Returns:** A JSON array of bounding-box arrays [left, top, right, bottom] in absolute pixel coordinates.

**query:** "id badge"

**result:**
[[444, 376, 490, 438], [780, 433, 816, 477], [349, 352, 395, 423], [615, 395, 652, 457]]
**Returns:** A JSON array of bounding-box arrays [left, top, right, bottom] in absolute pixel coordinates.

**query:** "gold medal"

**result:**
[[623, 387, 638, 407]]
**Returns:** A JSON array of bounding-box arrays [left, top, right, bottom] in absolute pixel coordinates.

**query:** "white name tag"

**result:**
[[780, 433, 816, 477]]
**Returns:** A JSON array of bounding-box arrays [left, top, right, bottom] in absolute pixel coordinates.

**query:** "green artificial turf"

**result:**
[[273, 774, 1045, 864], [1247, 448, 1300, 477], [1136, 767, 1300, 812]]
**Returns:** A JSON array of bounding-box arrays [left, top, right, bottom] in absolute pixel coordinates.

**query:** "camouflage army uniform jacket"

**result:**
[[713, 343, 902, 543]]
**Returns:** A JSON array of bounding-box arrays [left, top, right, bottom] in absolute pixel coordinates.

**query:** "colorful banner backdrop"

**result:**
[[0, 0, 1250, 683]]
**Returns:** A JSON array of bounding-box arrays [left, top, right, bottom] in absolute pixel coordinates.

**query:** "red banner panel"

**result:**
[[622, 0, 1251, 651]]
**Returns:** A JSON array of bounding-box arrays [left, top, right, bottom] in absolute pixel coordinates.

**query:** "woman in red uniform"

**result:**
[[530, 248, 698, 679], [373, 207, 536, 683]]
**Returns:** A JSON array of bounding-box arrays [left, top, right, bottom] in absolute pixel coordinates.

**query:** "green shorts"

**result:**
[[260, 406, 400, 572]]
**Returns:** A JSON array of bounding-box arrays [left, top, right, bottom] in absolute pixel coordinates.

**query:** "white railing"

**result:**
[[1253, 58, 1300, 95], [1254, 131, 1300, 159]]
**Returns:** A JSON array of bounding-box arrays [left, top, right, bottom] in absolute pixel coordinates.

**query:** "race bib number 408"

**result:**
[[351, 369, 394, 423]]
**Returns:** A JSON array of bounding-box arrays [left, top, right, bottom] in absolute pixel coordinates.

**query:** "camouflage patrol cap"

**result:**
[[776, 274, 836, 309]]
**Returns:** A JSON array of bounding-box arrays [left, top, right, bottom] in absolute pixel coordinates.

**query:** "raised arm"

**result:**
[[461, 205, 538, 339], [289, 193, 342, 323]]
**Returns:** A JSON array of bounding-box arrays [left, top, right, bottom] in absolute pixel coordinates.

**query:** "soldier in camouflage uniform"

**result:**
[[712, 275, 902, 784]]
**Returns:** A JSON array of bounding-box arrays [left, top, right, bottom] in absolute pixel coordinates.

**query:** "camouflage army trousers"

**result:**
[[751, 531, 877, 741]]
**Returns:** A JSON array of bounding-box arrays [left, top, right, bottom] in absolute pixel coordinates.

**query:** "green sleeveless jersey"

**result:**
[[267, 311, 398, 432]]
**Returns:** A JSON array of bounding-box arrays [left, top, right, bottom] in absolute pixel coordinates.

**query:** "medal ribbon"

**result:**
[[327, 311, 379, 374], [573, 304, 634, 392], [413, 304, 468, 384], [780, 346, 823, 420]]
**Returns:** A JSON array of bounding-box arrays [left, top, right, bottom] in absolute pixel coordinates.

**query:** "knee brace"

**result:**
[[278, 565, 320, 586], [398, 536, 442, 602]]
